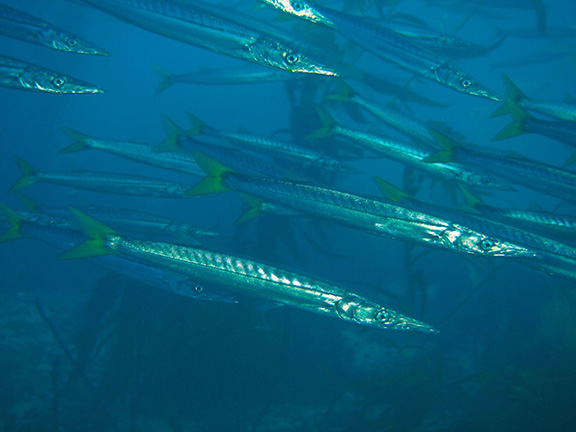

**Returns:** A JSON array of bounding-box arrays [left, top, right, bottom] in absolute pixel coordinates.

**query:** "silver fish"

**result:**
[[60, 209, 437, 333], [0, 4, 108, 55], [79, 0, 337, 75], [0, 54, 104, 94], [9, 156, 191, 198]]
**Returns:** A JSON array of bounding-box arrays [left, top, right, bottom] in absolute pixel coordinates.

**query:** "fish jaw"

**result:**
[[441, 224, 538, 258], [470, 85, 503, 102], [248, 38, 339, 76], [335, 296, 438, 333], [20, 68, 104, 94], [436, 63, 502, 101], [40, 29, 110, 56]]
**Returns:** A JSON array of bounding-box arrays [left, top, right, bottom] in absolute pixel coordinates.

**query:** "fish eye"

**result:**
[[480, 238, 495, 250], [52, 77, 66, 88], [284, 52, 300, 65], [66, 38, 78, 47], [292, 0, 305, 11], [461, 79, 472, 88], [376, 310, 389, 322], [193, 285, 204, 294]]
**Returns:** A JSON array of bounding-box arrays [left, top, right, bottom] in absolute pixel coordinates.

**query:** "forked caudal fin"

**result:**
[[9, 156, 38, 193], [0, 202, 25, 242], [58, 208, 118, 260], [185, 150, 233, 196], [59, 127, 94, 153]]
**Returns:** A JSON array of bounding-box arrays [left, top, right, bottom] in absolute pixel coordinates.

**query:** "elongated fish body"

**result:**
[[79, 0, 337, 75], [409, 201, 576, 260], [187, 115, 351, 173], [455, 149, 576, 202], [60, 128, 204, 177], [302, 4, 500, 100], [330, 124, 509, 190], [516, 116, 576, 146], [519, 99, 576, 123], [0, 54, 104, 94], [384, 21, 505, 59], [180, 137, 300, 180], [0, 4, 108, 55], [262, 0, 499, 97], [339, 89, 438, 146], [16, 195, 217, 240], [0, 212, 234, 303], [181, 0, 323, 56], [11, 166, 191, 198], [495, 75, 576, 123], [157, 65, 300, 88], [372, 182, 576, 263], [66, 218, 435, 333], [213, 171, 535, 258], [478, 206, 576, 241], [493, 91, 576, 146], [217, 131, 347, 172], [76, 206, 218, 239]]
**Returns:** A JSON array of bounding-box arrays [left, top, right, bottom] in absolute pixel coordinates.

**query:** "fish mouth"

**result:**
[[391, 313, 438, 334], [74, 85, 106, 94], [300, 65, 340, 76], [497, 246, 540, 258], [475, 88, 503, 102], [81, 47, 110, 57], [394, 317, 439, 334]]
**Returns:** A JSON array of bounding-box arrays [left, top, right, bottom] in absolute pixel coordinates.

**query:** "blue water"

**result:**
[[1, 1, 576, 431]]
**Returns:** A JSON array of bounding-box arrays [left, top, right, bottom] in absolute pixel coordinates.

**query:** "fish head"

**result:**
[[444, 225, 538, 257], [249, 38, 339, 76], [436, 64, 501, 101], [336, 297, 437, 333], [20, 69, 104, 94], [40, 29, 109, 56], [260, 0, 334, 27]]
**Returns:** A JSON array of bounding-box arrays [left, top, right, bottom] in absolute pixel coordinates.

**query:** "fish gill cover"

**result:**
[[0, 0, 575, 431]]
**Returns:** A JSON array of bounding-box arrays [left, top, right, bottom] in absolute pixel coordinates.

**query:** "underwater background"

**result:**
[[1, 0, 576, 431]]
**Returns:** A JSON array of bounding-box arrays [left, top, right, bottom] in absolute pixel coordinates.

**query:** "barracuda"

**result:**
[[312, 108, 510, 191], [491, 74, 576, 123], [187, 151, 536, 259], [9, 156, 191, 198], [16, 194, 218, 242], [327, 82, 438, 146], [154, 65, 299, 95], [492, 98, 576, 147], [0, 4, 108, 55], [0, 204, 235, 303], [59, 128, 204, 177], [0, 54, 104, 94], [260, 0, 500, 100], [316, 5, 501, 100], [79, 0, 337, 75], [459, 188, 576, 242], [179, 113, 352, 174], [374, 178, 576, 262], [383, 20, 506, 59], [59, 209, 436, 333], [427, 131, 576, 203]]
